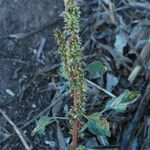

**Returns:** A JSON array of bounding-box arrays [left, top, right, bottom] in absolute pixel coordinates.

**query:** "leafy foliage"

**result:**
[[32, 116, 51, 135], [77, 145, 86, 150], [87, 113, 110, 137], [33, 0, 143, 149], [67, 144, 86, 150], [86, 61, 107, 73], [105, 90, 140, 112], [58, 65, 68, 79]]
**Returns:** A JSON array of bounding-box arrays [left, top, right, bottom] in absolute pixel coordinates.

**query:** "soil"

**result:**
[[0, 0, 150, 150], [0, 0, 64, 149]]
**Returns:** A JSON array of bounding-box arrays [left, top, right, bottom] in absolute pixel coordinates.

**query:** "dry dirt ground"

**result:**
[[0, 0, 150, 150], [0, 0, 65, 149]]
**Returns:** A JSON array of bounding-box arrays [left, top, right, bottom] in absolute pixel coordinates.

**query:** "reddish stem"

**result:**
[[72, 90, 78, 150]]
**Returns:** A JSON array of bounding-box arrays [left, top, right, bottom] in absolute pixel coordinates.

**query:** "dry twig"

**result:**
[[86, 79, 116, 98], [37, 37, 46, 59], [0, 108, 30, 150], [0, 91, 69, 144], [128, 42, 150, 84]]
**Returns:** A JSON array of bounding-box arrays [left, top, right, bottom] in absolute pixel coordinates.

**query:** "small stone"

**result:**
[[65, 137, 70, 144], [32, 103, 36, 108], [45, 140, 56, 148], [5, 89, 15, 97]]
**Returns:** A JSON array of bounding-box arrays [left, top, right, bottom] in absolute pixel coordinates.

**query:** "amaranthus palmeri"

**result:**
[[32, 1, 141, 149], [54, 0, 86, 149]]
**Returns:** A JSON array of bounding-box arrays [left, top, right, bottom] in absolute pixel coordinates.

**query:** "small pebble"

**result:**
[[5, 89, 15, 97], [45, 140, 56, 148], [65, 137, 70, 144], [32, 103, 36, 108]]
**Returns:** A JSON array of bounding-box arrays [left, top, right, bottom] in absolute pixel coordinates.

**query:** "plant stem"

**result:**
[[72, 90, 78, 150], [55, 1, 86, 149], [51, 117, 69, 120], [100, 108, 111, 115]]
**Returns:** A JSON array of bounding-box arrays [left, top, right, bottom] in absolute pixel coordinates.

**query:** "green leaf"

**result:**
[[67, 144, 72, 150], [86, 61, 107, 73], [106, 99, 127, 112], [32, 116, 51, 136], [105, 90, 140, 112], [77, 145, 86, 150], [57, 65, 68, 79], [120, 90, 140, 104], [67, 144, 86, 150], [87, 113, 110, 137]]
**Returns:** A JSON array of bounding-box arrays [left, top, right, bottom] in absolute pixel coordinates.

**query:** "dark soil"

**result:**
[[0, 0, 150, 150]]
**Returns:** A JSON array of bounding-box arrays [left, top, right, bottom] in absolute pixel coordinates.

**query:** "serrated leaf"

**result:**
[[87, 113, 110, 137], [121, 90, 140, 104], [105, 90, 140, 112], [32, 116, 51, 135], [114, 104, 128, 112], [86, 61, 107, 73], [57, 65, 68, 79]]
